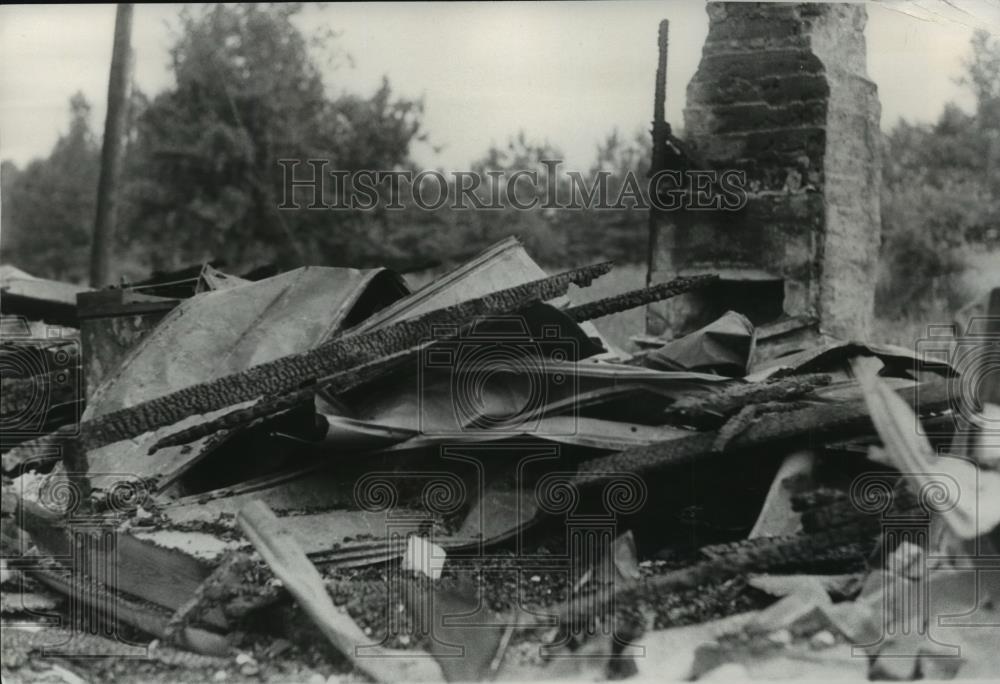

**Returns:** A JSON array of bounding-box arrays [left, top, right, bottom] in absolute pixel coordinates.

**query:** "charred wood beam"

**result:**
[[564, 274, 718, 322], [151, 275, 719, 452], [21, 262, 611, 454], [559, 522, 875, 627], [573, 380, 953, 485], [149, 350, 415, 453], [661, 372, 832, 427], [632, 527, 873, 596]]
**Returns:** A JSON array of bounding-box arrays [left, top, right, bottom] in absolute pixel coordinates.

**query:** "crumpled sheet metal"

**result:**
[[355, 360, 725, 435], [85, 267, 407, 413], [0, 264, 90, 327], [358, 236, 558, 331], [643, 310, 756, 377], [368, 417, 695, 454], [312, 413, 419, 451], [140, 509, 428, 558], [308, 237, 608, 416], [747, 339, 955, 380], [0, 264, 90, 306], [151, 466, 539, 570], [355, 235, 610, 349], [195, 263, 250, 293], [73, 266, 408, 492]]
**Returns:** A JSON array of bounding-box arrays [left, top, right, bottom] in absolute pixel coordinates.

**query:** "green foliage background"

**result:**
[[876, 29, 1000, 318], [1, 4, 996, 326]]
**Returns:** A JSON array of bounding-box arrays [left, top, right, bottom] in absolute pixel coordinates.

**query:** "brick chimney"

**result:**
[[647, 2, 882, 346]]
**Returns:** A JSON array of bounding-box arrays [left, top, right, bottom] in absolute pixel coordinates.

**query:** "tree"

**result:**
[[127, 3, 424, 273], [1, 93, 101, 282], [961, 30, 1000, 130], [459, 131, 569, 264], [566, 128, 652, 264], [876, 29, 1000, 318], [427, 128, 655, 269]]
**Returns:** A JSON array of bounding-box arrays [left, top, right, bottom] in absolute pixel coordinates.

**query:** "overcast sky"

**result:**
[[1, 1, 997, 171]]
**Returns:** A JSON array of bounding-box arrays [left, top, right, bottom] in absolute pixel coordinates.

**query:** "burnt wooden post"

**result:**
[[984, 288, 1000, 407], [89, 4, 134, 288], [646, 20, 670, 287], [647, 2, 882, 346]]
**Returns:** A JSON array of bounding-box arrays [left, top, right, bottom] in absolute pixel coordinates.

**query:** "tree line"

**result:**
[[2, 4, 996, 319]]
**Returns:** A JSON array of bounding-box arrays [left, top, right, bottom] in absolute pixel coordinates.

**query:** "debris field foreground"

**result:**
[[1, 237, 998, 682]]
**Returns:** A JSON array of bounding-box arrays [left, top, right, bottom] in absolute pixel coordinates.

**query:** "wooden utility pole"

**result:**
[[984, 288, 1000, 406], [89, 4, 134, 288]]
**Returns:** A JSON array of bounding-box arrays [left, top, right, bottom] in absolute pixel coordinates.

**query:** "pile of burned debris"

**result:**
[[2, 238, 998, 683]]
